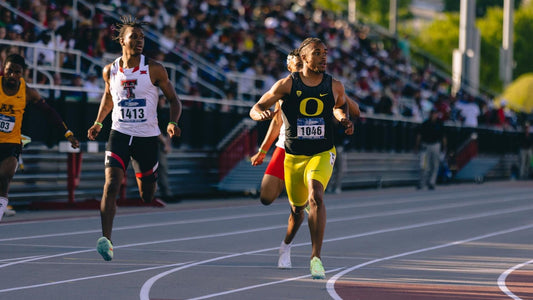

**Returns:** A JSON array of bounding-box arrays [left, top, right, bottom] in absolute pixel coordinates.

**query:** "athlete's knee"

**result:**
[[290, 205, 305, 218], [260, 195, 276, 206], [308, 194, 324, 209]]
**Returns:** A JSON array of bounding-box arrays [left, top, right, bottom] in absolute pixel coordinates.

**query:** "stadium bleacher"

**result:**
[[0, 1, 528, 206]]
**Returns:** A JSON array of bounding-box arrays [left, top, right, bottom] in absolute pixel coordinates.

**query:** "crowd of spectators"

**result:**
[[0, 0, 527, 130]]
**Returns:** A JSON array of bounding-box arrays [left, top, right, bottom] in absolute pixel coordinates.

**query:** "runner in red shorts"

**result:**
[[250, 49, 302, 206]]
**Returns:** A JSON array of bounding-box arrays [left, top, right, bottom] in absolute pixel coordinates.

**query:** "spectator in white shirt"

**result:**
[[455, 95, 480, 127]]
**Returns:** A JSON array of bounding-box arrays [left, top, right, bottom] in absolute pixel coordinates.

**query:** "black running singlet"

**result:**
[[281, 72, 335, 156]]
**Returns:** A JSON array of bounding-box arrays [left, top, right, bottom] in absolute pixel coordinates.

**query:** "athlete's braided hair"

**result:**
[[112, 15, 147, 42], [298, 37, 324, 55]]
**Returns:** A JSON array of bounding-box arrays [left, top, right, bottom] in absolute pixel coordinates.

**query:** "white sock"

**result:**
[[0, 197, 8, 222]]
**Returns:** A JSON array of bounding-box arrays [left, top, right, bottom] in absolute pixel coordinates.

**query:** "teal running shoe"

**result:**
[[310, 256, 325, 279], [97, 237, 113, 261]]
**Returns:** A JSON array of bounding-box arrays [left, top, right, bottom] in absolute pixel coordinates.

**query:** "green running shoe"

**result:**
[[97, 237, 113, 261], [310, 256, 325, 279]]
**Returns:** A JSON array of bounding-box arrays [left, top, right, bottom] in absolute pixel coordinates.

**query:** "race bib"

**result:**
[[297, 117, 325, 140], [0, 114, 15, 133], [118, 99, 146, 123]]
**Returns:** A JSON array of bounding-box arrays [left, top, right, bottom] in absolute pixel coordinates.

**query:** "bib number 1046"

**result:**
[[297, 118, 325, 140]]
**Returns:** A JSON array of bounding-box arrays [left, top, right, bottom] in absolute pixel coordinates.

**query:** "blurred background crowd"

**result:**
[[0, 0, 529, 131]]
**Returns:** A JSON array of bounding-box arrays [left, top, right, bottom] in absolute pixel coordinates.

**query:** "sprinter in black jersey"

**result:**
[[250, 37, 353, 279]]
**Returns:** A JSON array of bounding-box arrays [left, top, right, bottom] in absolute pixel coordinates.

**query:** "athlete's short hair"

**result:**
[[112, 15, 147, 42], [286, 49, 299, 66], [4, 53, 27, 70]]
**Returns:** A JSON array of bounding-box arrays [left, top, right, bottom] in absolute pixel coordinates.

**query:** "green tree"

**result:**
[[412, 13, 459, 67], [412, 2, 532, 92], [513, 3, 533, 78], [315, 0, 411, 27], [443, 0, 522, 17], [476, 7, 504, 91]]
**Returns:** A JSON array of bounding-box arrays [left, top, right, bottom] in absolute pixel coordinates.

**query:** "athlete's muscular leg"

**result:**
[[283, 204, 305, 244], [0, 156, 18, 197], [135, 178, 156, 203], [100, 167, 124, 239], [307, 179, 326, 259], [259, 174, 284, 205]]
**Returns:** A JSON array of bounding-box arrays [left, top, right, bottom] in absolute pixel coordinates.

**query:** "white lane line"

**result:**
[[2, 190, 529, 244], [186, 267, 345, 300], [1, 187, 524, 242], [3, 196, 529, 268], [0, 225, 283, 270], [139, 204, 533, 300], [0, 212, 282, 242], [497, 259, 533, 300], [0, 255, 45, 263], [326, 223, 533, 300], [3, 199, 533, 295], [0, 261, 193, 293]]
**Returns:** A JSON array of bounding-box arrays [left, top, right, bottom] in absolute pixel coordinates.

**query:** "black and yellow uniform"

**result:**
[[0, 76, 25, 160], [0, 76, 26, 144], [281, 73, 337, 206], [282, 73, 335, 156]]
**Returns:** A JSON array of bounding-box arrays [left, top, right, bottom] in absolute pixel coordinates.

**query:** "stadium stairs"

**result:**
[[10, 144, 219, 208]]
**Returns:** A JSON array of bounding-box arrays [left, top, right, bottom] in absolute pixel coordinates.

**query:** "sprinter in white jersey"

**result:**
[[87, 15, 182, 261]]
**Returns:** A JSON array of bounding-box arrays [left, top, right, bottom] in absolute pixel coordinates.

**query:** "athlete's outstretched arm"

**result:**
[[26, 86, 79, 148]]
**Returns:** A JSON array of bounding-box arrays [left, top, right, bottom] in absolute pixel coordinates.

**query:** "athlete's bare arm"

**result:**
[[26, 85, 79, 148], [87, 64, 114, 140], [251, 102, 282, 166], [149, 59, 182, 138], [332, 79, 354, 135], [250, 76, 292, 121], [346, 95, 360, 118]]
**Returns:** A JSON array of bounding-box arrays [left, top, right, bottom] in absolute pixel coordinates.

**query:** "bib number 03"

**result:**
[[0, 114, 15, 133]]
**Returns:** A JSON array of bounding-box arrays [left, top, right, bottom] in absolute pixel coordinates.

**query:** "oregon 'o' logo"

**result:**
[[299, 98, 324, 116]]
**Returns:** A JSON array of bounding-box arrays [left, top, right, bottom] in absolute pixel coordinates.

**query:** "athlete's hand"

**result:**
[[250, 151, 266, 166], [67, 135, 80, 149], [87, 124, 101, 141], [256, 109, 278, 121], [340, 118, 354, 135], [167, 123, 181, 138]]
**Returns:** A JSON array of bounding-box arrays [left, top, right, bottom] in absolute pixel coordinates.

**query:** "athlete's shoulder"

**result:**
[[102, 63, 114, 81], [146, 57, 164, 69], [331, 76, 345, 90]]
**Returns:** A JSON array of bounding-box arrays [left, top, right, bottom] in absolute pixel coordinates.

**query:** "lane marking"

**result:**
[[2, 192, 532, 296], [139, 204, 533, 300], [326, 224, 533, 300], [187, 267, 344, 300], [0, 255, 45, 263], [497, 259, 533, 300], [1, 190, 529, 243], [3, 194, 531, 268], [0, 261, 193, 293]]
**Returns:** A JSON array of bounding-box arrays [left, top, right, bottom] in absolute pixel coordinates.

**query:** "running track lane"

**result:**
[[328, 223, 533, 300]]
